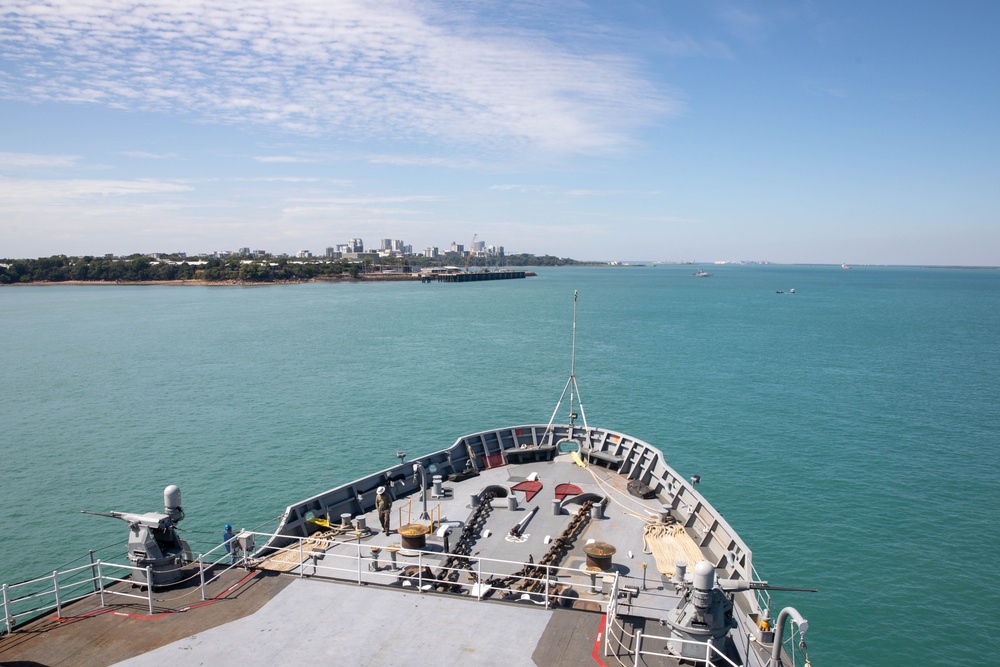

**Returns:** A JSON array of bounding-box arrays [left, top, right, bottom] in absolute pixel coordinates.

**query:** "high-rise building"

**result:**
[[350, 238, 364, 252]]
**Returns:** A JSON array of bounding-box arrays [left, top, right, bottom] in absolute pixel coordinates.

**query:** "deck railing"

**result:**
[[1, 541, 238, 635], [3, 530, 800, 667]]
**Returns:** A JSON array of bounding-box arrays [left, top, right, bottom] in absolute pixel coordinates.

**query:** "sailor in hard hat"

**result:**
[[375, 486, 392, 535], [223, 524, 237, 564]]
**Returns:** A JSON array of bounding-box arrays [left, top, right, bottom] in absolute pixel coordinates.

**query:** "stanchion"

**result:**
[[146, 566, 154, 615], [198, 555, 206, 601], [53, 570, 62, 619]]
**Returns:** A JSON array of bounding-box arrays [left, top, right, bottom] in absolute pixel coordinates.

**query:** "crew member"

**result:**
[[375, 486, 392, 534], [223, 524, 237, 564]]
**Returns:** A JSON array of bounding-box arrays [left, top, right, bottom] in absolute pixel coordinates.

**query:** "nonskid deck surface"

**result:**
[[264, 455, 697, 613], [0, 566, 291, 667], [116, 578, 600, 667], [0, 454, 714, 667]]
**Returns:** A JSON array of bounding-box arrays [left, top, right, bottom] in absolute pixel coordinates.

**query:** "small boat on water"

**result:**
[[693, 269, 712, 277], [0, 292, 815, 667]]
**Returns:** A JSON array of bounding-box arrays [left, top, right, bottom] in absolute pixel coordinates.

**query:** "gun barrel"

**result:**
[[721, 579, 818, 593], [80, 509, 122, 518]]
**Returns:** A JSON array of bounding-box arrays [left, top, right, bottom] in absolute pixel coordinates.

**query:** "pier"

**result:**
[[422, 270, 527, 283]]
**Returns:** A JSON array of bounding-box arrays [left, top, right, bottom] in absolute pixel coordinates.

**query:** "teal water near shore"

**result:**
[[2, 265, 998, 665]]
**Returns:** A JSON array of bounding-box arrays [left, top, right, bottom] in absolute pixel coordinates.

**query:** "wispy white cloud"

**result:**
[[715, 4, 767, 44], [566, 188, 660, 197], [656, 33, 734, 60], [237, 176, 330, 183], [0, 0, 674, 155], [0, 176, 192, 203], [253, 155, 320, 164], [120, 151, 178, 159], [490, 183, 555, 193], [368, 154, 485, 169], [0, 152, 80, 170]]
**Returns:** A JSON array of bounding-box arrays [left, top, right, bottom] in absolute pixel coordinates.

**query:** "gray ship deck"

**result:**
[[1, 442, 790, 666]]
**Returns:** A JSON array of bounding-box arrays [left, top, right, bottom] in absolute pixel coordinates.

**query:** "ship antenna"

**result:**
[[544, 290, 588, 445]]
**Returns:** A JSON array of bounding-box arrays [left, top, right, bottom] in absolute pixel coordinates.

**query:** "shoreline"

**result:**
[[2, 271, 535, 287]]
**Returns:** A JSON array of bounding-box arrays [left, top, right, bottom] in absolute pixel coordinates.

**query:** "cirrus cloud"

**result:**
[[0, 0, 676, 155]]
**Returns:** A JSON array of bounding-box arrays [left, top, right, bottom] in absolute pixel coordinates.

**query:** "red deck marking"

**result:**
[[50, 569, 260, 623], [591, 613, 608, 666], [511, 480, 543, 502], [554, 483, 582, 500]]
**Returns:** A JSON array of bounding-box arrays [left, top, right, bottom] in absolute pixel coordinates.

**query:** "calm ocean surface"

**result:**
[[2, 265, 998, 665]]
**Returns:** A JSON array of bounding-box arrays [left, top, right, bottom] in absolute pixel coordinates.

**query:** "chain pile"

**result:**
[[484, 500, 594, 596], [432, 489, 498, 592]]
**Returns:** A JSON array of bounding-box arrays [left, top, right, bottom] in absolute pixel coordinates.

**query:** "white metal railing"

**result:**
[[632, 630, 741, 667], [4, 530, 805, 667], [2, 541, 241, 635], [251, 529, 618, 610]]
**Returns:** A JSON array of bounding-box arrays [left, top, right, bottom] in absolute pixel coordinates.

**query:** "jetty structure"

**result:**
[[421, 268, 528, 283]]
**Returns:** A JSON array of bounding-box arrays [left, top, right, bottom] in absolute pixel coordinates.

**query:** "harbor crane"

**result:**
[[465, 233, 477, 272]]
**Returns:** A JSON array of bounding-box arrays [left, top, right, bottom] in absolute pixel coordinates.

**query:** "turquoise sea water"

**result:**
[[2, 265, 998, 665]]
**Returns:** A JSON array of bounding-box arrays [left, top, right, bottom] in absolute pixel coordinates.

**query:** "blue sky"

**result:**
[[1, 0, 997, 264]]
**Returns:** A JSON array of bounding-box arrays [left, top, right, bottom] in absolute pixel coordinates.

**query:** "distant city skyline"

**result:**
[[1, 1, 997, 265]]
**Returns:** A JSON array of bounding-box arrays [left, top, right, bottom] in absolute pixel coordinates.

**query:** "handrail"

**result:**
[[4, 529, 801, 667], [633, 630, 741, 667], [1, 537, 239, 635]]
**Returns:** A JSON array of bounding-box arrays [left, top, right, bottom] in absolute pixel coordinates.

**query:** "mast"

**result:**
[[544, 290, 588, 445]]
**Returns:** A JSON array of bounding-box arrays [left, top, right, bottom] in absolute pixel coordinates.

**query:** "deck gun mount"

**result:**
[[664, 560, 813, 663], [81, 485, 193, 588]]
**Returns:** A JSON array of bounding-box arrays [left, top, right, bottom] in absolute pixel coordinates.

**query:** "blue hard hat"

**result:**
[[225, 524, 232, 531]]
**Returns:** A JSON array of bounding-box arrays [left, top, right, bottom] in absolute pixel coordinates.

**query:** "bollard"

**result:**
[[386, 545, 399, 570]]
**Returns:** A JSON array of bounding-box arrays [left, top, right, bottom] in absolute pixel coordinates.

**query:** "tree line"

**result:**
[[0, 252, 583, 284], [0, 255, 359, 284]]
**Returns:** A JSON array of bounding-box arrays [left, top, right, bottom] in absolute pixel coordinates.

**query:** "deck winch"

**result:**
[[81, 485, 192, 588]]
